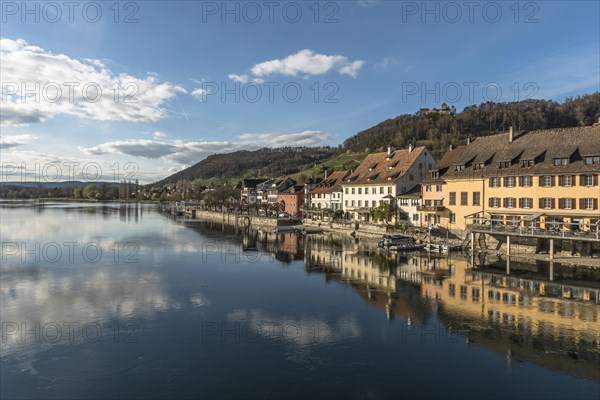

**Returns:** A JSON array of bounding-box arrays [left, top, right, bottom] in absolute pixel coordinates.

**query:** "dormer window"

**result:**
[[553, 158, 568, 166], [521, 160, 534, 167], [430, 171, 439, 179], [474, 163, 485, 170], [498, 161, 511, 169], [454, 164, 465, 172], [585, 156, 600, 165]]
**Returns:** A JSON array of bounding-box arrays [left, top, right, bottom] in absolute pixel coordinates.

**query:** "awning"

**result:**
[[523, 212, 544, 222]]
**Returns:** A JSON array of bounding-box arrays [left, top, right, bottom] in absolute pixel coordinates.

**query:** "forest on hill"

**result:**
[[152, 146, 337, 187], [342, 93, 600, 160]]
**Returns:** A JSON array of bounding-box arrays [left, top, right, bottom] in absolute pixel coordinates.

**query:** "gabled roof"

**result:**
[[279, 184, 304, 195], [397, 184, 422, 198], [311, 170, 350, 194], [236, 178, 269, 189], [343, 147, 427, 185], [431, 126, 600, 180]]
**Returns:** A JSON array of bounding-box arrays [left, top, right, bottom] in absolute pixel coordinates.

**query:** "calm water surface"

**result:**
[[1, 202, 599, 399]]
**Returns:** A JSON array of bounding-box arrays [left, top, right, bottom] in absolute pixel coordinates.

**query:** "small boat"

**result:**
[[378, 234, 413, 248], [387, 243, 426, 251], [424, 243, 449, 253]]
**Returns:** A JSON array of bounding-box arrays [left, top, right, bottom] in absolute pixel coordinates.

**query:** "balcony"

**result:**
[[418, 205, 446, 213]]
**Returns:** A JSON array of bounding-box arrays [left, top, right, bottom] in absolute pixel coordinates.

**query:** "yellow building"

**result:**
[[421, 126, 600, 235]]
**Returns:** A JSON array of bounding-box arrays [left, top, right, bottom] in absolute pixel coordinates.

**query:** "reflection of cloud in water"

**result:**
[[190, 293, 210, 307], [227, 308, 361, 347], [0, 267, 180, 373]]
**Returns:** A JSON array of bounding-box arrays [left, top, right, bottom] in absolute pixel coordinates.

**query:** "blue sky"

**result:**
[[1, 0, 599, 183]]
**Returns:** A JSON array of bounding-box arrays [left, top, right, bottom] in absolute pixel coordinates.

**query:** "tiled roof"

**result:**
[[236, 178, 268, 189], [311, 170, 350, 194], [344, 147, 426, 185], [397, 184, 421, 198], [279, 184, 304, 195], [430, 126, 600, 180]]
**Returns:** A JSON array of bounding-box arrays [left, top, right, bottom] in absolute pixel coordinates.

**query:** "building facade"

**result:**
[[277, 184, 304, 217], [421, 126, 600, 234], [341, 145, 436, 221], [309, 170, 350, 212], [396, 184, 422, 226]]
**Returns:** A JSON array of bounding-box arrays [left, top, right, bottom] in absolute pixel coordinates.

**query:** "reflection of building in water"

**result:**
[[304, 235, 431, 322], [398, 255, 600, 381], [275, 233, 304, 263]]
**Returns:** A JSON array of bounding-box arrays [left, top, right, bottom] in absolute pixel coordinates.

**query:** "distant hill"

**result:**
[[152, 147, 337, 187], [0, 181, 119, 188], [343, 93, 600, 160]]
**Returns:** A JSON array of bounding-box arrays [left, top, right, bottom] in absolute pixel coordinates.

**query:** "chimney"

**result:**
[[466, 136, 471, 145], [449, 143, 453, 151], [509, 126, 514, 142], [387, 144, 395, 155], [408, 143, 413, 153]]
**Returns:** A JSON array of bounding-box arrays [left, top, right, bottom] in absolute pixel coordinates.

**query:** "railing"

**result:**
[[467, 222, 600, 241]]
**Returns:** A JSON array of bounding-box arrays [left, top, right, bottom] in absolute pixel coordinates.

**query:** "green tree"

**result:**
[[82, 185, 97, 199], [373, 203, 395, 225]]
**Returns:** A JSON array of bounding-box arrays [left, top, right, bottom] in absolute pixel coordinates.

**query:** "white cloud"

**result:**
[[191, 88, 208, 98], [225, 50, 364, 85], [0, 38, 186, 127], [374, 57, 399, 72], [0, 134, 34, 149], [250, 49, 365, 79], [79, 130, 331, 166]]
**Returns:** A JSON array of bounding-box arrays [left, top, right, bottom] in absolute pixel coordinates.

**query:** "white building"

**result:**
[[341, 145, 436, 221], [307, 170, 350, 218], [396, 184, 422, 226]]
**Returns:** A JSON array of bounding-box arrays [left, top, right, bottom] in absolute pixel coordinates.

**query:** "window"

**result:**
[[540, 176, 553, 187], [388, 187, 393, 194], [380, 187, 384, 194], [372, 187, 377, 194], [409, 174, 414, 181], [519, 176, 532, 187], [460, 285, 468, 299], [504, 176, 515, 187], [521, 160, 534, 167], [358, 200, 362, 207], [449, 192, 456, 205], [412, 213, 419, 222], [345, 188, 349, 194], [419, 163, 423, 169], [553, 158, 568, 166], [519, 198, 533, 209], [540, 198, 552, 209], [585, 156, 600, 165], [425, 184, 431, 192], [434, 200, 443, 207], [435, 184, 442, 192], [351, 188, 355, 194], [448, 284, 456, 297], [504, 198, 516, 208], [372, 200, 377, 207], [473, 192, 481, 206], [559, 175, 573, 187], [449, 212, 456, 224], [581, 175, 596, 186], [460, 192, 468, 206], [581, 198, 597, 210], [489, 197, 500, 208], [431, 171, 439, 179], [559, 198, 573, 210], [425, 200, 432, 206], [498, 161, 511, 169], [475, 163, 485, 170], [358, 188, 362, 194], [490, 177, 500, 188], [351, 200, 355, 207]]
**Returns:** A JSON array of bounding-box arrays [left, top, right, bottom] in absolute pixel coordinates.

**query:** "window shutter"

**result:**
[[580, 175, 585, 186], [502, 198, 506, 208], [571, 198, 577, 210], [594, 175, 599, 186], [551, 176, 555, 187], [488, 179, 492, 187], [503, 177, 507, 187], [539, 198, 543, 208], [579, 198, 584, 209], [594, 199, 599, 210], [551, 198, 556, 209], [489, 198, 493, 207]]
